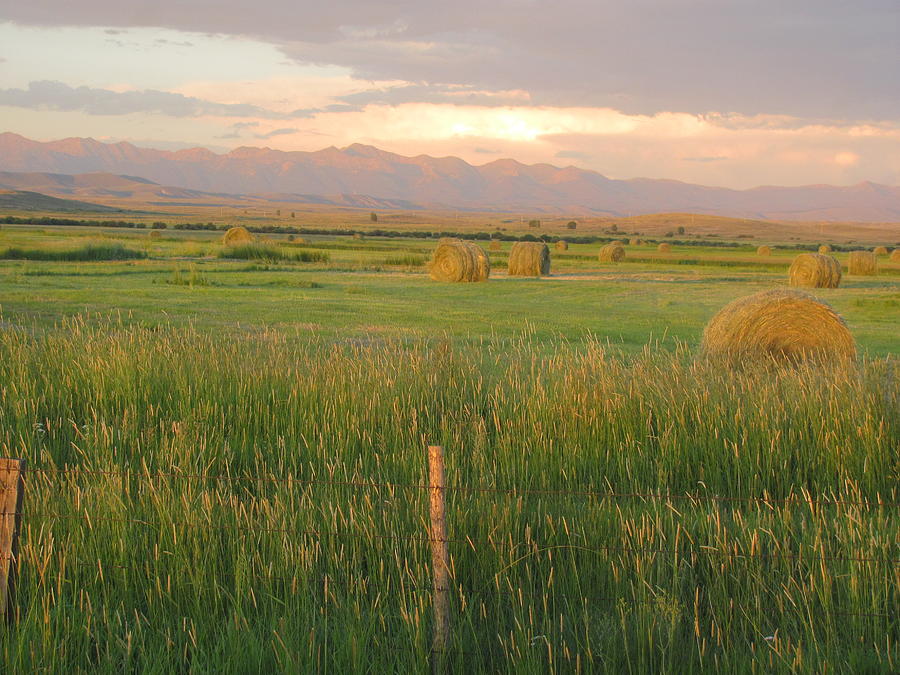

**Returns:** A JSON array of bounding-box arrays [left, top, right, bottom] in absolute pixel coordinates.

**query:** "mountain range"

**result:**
[[1, 132, 899, 222]]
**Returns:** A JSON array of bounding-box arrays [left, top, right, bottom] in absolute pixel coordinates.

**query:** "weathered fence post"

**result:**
[[427, 445, 450, 674], [0, 458, 25, 622]]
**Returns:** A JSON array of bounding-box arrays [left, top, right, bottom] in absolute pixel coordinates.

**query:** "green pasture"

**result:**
[[0, 223, 897, 672]]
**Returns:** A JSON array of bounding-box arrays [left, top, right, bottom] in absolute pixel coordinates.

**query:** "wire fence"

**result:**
[[1, 454, 897, 643]]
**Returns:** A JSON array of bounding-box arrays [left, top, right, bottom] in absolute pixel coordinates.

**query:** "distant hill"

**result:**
[[1, 132, 900, 221], [0, 188, 123, 213]]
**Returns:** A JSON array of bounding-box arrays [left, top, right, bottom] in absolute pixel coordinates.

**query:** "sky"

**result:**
[[0, 1, 898, 189]]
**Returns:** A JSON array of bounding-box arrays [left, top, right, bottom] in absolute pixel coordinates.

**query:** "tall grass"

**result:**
[[219, 243, 330, 263], [0, 243, 146, 261], [0, 321, 896, 671]]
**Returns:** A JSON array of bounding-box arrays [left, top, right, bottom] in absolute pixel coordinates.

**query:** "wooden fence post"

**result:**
[[427, 445, 450, 674], [0, 458, 25, 622]]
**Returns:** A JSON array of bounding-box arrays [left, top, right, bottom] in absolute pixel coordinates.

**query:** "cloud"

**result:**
[[254, 127, 298, 139], [3, 1, 898, 118], [337, 83, 531, 107], [681, 156, 728, 163], [556, 150, 591, 160], [0, 80, 315, 119]]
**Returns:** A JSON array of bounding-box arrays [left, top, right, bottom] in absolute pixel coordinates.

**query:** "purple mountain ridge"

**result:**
[[1, 133, 899, 221]]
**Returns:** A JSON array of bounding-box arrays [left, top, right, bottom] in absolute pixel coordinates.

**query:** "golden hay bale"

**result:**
[[223, 226, 253, 245], [848, 250, 877, 275], [701, 289, 856, 365], [429, 239, 490, 282], [788, 253, 842, 289], [508, 241, 550, 276], [609, 239, 623, 246], [629, 238, 642, 246], [555, 240, 569, 251], [757, 245, 772, 256], [891, 249, 900, 262], [657, 242, 672, 253], [818, 244, 831, 254], [489, 239, 502, 251], [598, 243, 625, 262], [353, 233, 365, 241], [148, 230, 162, 240], [873, 246, 888, 256]]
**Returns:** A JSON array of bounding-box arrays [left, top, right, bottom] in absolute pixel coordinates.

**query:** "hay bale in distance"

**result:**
[[788, 253, 841, 288], [555, 240, 569, 251], [873, 246, 888, 256], [891, 249, 900, 262], [223, 226, 253, 245], [353, 233, 365, 241], [148, 230, 162, 240], [429, 239, 490, 282], [508, 241, 550, 277], [848, 250, 877, 275], [818, 244, 832, 254], [489, 239, 502, 251], [598, 243, 625, 262], [757, 245, 772, 256], [657, 242, 672, 253], [609, 240, 623, 246], [629, 238, 642, 246], [701, 289, 856, 365]]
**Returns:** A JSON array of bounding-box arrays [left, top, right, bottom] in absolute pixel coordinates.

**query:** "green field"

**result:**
[[0, 223, 898, 672]]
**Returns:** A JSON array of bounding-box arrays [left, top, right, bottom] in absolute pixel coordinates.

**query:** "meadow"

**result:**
[[0, 221, 898, 672]]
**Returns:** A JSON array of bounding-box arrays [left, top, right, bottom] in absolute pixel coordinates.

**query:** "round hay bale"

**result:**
[[873, 246, 888, 256], [148, 230, 162, 240], [489, 239, 502, 251], [598, 243, 625, 262], [429, 239, 490, 282], [555, 240, 569, 251], [353, 233, 365, 241], [701, 289, 855, 366], [788, 253, 841, 288], [609, 239, 623, 246], [508, 241, 550, 276], [657, 242, 672, 253], [757, 245, 772, 256], [818, 244, 832, 254], [223, 226, 253, 245], [629, 238, 642, 246], [891, 249, 900, 263], [848, 250, 877, 275]]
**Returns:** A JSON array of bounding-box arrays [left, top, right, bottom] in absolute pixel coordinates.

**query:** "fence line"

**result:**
[[25, 467, 899, 509], [2, 551, 891, 621], [7, 510, 898, 566], [1, 450, 895, 663]]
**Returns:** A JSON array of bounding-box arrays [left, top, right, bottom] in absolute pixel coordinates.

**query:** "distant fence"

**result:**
[[1, 448, 897, 669]]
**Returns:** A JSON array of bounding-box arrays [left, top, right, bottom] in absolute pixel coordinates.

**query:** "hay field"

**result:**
[[0, 221, 897, 671]]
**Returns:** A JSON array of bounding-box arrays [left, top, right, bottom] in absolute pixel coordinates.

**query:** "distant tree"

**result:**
[[276, 209, 281, 216], [291, 212, 296, 218], [528, 219, 541, 228], [566, 221, 577, 230], [610, 223, 618, 232], [151, 221, 167, 229], [665, 231, 674, 237], [677, 225, 685, 235], [370, 212, 378, 222]]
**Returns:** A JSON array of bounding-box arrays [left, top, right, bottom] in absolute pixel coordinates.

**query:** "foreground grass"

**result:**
[[0, 321, 896, 672]]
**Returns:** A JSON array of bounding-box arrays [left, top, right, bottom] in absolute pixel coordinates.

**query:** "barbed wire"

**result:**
[[7, 511, 898, 566], [3, 551, 892, 620], [23, 467, 899, 509]]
